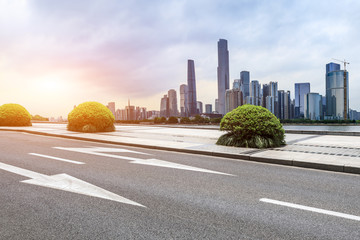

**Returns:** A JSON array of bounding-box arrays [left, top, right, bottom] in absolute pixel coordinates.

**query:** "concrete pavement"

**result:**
[[1, 123, 360, 175]]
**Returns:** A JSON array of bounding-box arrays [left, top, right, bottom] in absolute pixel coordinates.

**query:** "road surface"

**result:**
[[0, 131, 359, 239]]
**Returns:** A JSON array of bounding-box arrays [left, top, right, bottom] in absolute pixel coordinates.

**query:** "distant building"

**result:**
[[250, 80, 261, 106], [304, 93, 323, 120], [160, 94, 169, 118], [269, 82, 279, 117], [240, 71, 250, 102], [180, 84, 189, 117], [325, 62, 349, 120], [197, 101, 203, 114], [217, 39, 230, 115], [266, 96, 275, 113], [205, 104, 212, 114], [225, 89, 241, 113], [262, 84, 270, 108], [294, 83, 310, 118], [187, 59, 197, 116], [107, 102, 116, 117], [168, 89, 178, 117], [215, 99, 219, 113]]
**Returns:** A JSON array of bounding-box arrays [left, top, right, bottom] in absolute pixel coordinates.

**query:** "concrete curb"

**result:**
[[1, 128, 360, 175]]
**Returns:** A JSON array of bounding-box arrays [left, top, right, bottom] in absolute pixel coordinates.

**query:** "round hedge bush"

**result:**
[[68, 101, 115, 132], [216, 104, 285, 148], [0, 103, 32, 126]]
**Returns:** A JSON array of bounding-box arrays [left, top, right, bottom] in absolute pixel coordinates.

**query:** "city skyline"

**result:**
[[1, 1, 360, 117]]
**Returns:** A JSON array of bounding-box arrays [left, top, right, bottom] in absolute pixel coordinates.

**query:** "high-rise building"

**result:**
[[205, 104, 212, 114], [217, 39, 230, 115], [278, 90, 285, 119], [215, 99, 219, 113], [304, 93, 323, 120], [180, 84, 188, 117], [233, 79, 240, 90], [168, 89, 178, 117], [325, 62, 349, 120], [269, 82, 279, 117], [266, 96, 275, 113], [240, 71, 250, 102], [160, 94, 169, 118], [187, 59, 197, 116], [225, 89, 241, 113], [284, 91, 291, 119], [294, 83, 310, 118], [262, 84, 270, 108], [250, 80, 261, 106], [197, 101, 203, 114], [107, 102, 116, 117]]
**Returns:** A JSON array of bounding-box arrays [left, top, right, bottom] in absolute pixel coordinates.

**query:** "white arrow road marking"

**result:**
[[131, 158, 234, 176], [29, 153, 85, 165], [260, 198, 360, 222], [0, 162, 145, 207], [55, 147, 234, 176]]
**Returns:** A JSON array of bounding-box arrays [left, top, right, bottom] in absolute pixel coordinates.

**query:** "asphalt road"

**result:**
[[0, 131, 359, 239]]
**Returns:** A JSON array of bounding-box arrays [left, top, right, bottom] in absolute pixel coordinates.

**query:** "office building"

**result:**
[[107, 102, 116, 117], [217, 39, 230, 115], [266, 96, 275, 113], [325, 62, 349, 120], [269, 82, 279, 117], [294, 83, 310, 118], [180, 84, 189, 117], [240, 71, 250, 102], [197, 101, 203, 114], [225, 89, 241, 113], [262, 84, 270, 108], [168, 89, 178, 117], [160, 94, 169, 118], [187, 59, 197, 116], [215, 99, 219, 113], [250, 80, 261, 106], [205, 104, 212, 114], [304, 93, 323, 120]]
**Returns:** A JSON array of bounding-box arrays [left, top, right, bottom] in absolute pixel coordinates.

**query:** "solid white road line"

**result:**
[[29, 153, 85, 165], [260, 198, 360, 222]]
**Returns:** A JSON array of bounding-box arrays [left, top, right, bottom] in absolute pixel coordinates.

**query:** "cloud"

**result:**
[[1, 0, 360, 116]]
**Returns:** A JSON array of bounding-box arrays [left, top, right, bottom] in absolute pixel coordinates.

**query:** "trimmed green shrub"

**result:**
[[216, 104, 285, 148], [167, 116, 178, 124], [0, 103, 32, 126], [68, 101, 115, 132]]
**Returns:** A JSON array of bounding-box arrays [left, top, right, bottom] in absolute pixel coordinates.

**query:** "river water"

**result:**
[[283, 125, 360, 132]]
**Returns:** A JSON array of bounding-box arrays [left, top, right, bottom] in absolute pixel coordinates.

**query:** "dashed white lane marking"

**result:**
[[0, 161, 144, 207], [260, 198, 360, 222], [29, 153, 85, 165]]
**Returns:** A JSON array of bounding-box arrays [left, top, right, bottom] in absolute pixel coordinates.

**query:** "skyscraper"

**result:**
[[179, 84, 188, 117], [325, 62, 349, 120], [269, 82, 279, 117], [240, 71, 250, 102], [205, 104, 212, 114], [107, 102, 116, 117], [197, 101, 203, 114], [187, 59, 197, 116], [160, 94, 169, 118], [294, 83, 310, 118], [250, 80, 261, 106], [262, 84, 270, 108], [168, 89, 178, 117], [304, 93, 323, 120], [217, 39, 230, 115]]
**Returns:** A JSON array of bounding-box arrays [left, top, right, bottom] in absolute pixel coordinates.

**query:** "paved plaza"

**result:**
[[1, 123, 360, 174]]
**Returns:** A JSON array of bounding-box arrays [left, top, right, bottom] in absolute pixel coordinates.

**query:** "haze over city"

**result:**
[[1, 0, 360, 118]]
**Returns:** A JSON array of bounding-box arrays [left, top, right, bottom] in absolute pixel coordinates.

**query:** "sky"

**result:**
[[1, 0, 360, 118]]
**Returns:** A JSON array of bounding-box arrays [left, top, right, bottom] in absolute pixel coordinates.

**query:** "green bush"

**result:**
[[67, 101, 115, 132], [167, 116, 178, 124], [0, 103, 32, 126], [216, 105, 285, 148]]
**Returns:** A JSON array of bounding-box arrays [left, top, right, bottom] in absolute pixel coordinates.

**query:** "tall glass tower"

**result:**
[[187, 59, 197, 116], [325, 62, 349, 120], [294, 83, 310, 118], [217, 39, 229, 115]]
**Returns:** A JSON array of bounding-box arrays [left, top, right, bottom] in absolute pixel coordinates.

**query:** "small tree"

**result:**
[[216, 105, 285, 148]]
